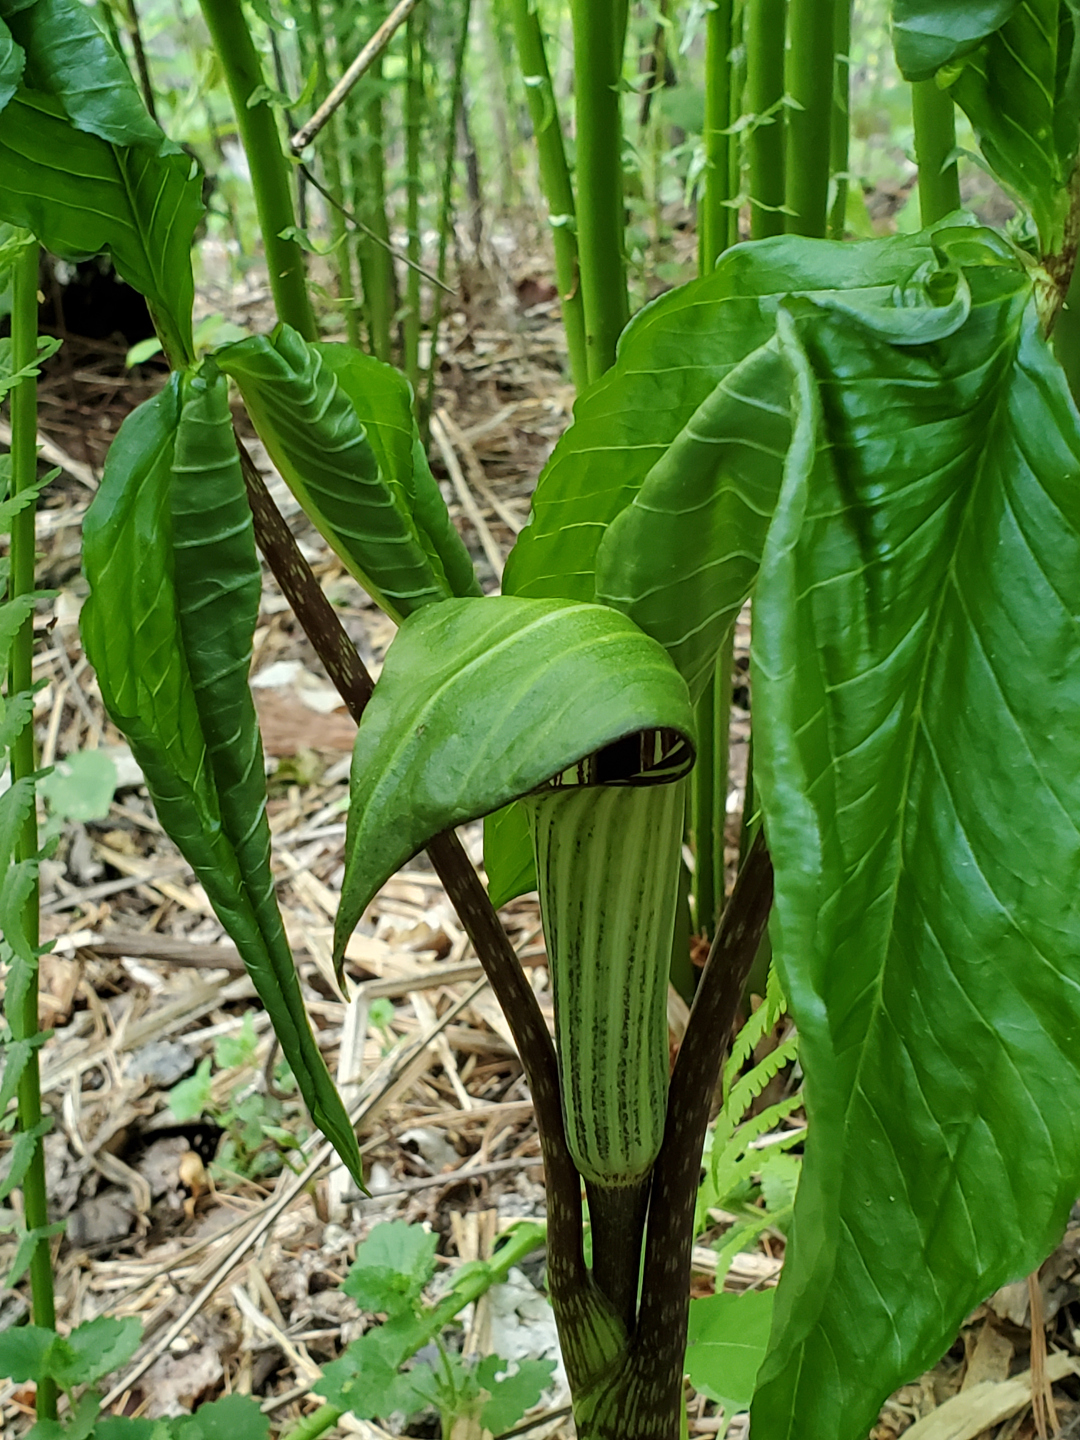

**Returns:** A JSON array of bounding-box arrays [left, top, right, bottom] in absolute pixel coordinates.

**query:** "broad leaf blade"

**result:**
[[892, 0, 1022, 78], [751, 255, 1080, 1437], [483, 800, 536, 908], [686, 1290, 775, 1424], [218, 326, 479, 620], [81, 375, 362, 1187], [503, 229, 952, 607], [943, 0, 1080, 254], [334, 596, 694, 968], [5, 0, 162, 147], [0, 17, 23, 112], [0, 91, 200, 364]]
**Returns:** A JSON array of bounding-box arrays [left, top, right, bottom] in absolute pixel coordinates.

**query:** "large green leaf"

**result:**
[[489, 226, 975, 903], [0, 91, 200, 364], [502, 229, 953, 608], [3, 0, 162, 147], [892, 0, 1022, 78], [893, 0, 1080, 256], [333, 596, 695, 971], [0, 18, 24, 113], [81, 370, 362, 1187], [217, 326, 481, 621], [750, 256, 1080, 1435]]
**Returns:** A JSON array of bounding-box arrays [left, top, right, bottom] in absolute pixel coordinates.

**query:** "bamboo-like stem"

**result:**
[[7, 240, 57, 1423], [570, 0, 630, 380], [912, 78, 961, 225], [507, 0, 588, 389], [277, 1222, 547, 1440], [700, 0, 734, 270], [422, 0, 472, 428], [691, 644, 733, 938], [785, 0, 832, 236], [198, 0, 317, 341], [746, 0, 787, 239], [307, 0, 361, 347], [357, 45, 397, 363], [828, 0, 852, 238], [403, 6, 423, 393]]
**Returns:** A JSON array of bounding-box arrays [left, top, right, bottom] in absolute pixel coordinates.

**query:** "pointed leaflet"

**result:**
[[333, 596, 694, 971], [218, 326, 480, 621], [750, 255, 1080, 1436], [2, 0, 162, 147], [81, 370, 362, 1187], [891, 0, 1022, 78], [0, 92, 200, 365], [595, 242, 976, 703]]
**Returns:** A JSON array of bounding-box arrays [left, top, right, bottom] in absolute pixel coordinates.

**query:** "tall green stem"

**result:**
[[700, 0, 734, 269], [691, 649, 732, 939], [357, 48, 397, 363], [912, 78, 961, 225], [403, 6, 423, 394], [307, 0, 361, 346], [828, 0, 851, 238], [570, 0, 629, 380], [198, 0, 317, 341], [423, 0, 472, 427], [746, 0, 787, 239], [785, 0, 832, 236], [507, 0, 588, 389], [7, 240, 57, 1422]]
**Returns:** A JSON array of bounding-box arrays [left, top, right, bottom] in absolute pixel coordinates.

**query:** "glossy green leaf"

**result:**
[[483, 800, 536, 908], [941, 0, 1080, 254], [333, 596, 695, 970], [503, 229, 954, 607], [491, 227, 973, 901], [81, 371, 363, 1188], [750, 257, 1080, 1436], [0, 91, 200, 364], [892, 0, 1022, 78], [0, 18, 24, 113], [3, 0, 161, 147], [685, 1290, 775, 1424], [217, 325, 480, 621]]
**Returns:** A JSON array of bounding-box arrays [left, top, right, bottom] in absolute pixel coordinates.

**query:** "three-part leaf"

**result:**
[[81, 367, 362, 1187], [217, 325, 480, 621]]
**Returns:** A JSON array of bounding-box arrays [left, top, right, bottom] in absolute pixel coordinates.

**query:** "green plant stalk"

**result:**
[[691, 644, 732, 939], [912, 78, 961, 225], [570, 0, 630, 380], [198, 0, 317, 342], [423, 0, 472, 427], [700, 0, 735, 269], [277, 1227, 550, 1439], [7, 240, 57, 1424], [356, 50, 397, 363], [785, 0, 832, 236], [506, 0, 588, 389], [746, 0, 787, 239], [828, 0, 851, 238], [307, 0, 361, 347], [403, 6, 423, 394]]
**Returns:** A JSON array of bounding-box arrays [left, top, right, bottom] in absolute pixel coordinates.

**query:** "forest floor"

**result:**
[[3, 219, 1080, 1440]]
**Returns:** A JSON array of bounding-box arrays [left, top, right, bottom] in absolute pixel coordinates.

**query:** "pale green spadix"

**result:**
[[523, 777, 688, 1187]]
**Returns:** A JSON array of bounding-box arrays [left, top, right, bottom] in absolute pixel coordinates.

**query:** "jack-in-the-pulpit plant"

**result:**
[[3, 1, 1080, 1438]]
